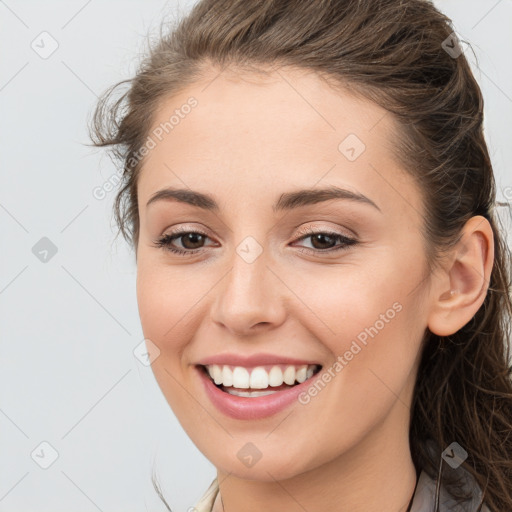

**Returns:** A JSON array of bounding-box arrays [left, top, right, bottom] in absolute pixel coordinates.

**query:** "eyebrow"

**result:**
[[146, 186, 381, 213]]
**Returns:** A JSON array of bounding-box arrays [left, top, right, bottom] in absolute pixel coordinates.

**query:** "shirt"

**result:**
[[193, 466, 491, 512]]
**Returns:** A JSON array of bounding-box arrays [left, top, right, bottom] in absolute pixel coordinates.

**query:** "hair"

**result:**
[[89, 0, 512, 510]]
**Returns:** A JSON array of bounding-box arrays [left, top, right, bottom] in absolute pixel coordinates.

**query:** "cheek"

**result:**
[[282, 261, 407, 346], [289, 275, 423, 466], [135, 260, 206, 347], [135, 262, 207, 423], [297, 244, 425, 339], [287, 258, 425, 400]]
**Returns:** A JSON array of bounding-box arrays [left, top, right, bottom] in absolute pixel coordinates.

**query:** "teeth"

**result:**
[[222, 366, 233, 387], [296, 366, 307, 383], [268, 366, 284, 387], [249, 367, 268, 389], [226, 389, 278, 397], [205, 364, 319, 389], [211, 365, 223, 385], [283, 366, 296, 385], [232, 366, 250, 388]]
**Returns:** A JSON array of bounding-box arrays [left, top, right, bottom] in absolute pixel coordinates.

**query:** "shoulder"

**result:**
[[193, 477, 219, 512], [410, 468, 491, 512], [193, 467, 492, 512]]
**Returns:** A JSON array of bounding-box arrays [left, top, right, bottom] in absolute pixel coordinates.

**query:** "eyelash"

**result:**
[[152, 226, 358, 257]]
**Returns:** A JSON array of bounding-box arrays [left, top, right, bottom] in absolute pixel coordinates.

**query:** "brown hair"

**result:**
[[89, 0, 512, 509]]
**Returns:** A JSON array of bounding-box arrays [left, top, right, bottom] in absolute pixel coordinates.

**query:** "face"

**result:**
[[135, 66, 431, 481]]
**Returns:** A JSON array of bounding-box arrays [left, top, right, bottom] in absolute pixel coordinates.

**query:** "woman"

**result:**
[[89, 0, 512, 510]]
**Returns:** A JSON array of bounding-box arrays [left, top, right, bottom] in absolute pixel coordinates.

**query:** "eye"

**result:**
[[291, 226, 358, 254], [152, 228, 217, 256]]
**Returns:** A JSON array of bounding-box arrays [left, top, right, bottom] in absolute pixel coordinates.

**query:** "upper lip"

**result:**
[[195, 353, 322, 367]]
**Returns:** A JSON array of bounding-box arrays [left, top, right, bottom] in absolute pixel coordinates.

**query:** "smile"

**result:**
[[203, 363, 321, 396], [197, 363, 323, 419]]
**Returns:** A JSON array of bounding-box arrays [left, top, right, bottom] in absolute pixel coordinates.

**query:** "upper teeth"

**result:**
[[205, 364, 319, 389]]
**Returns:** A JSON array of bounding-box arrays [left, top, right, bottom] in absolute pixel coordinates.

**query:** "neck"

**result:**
[[213, 400, 418, 512]]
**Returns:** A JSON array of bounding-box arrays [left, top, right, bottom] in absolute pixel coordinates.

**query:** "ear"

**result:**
[[427, 215, 494, 337]]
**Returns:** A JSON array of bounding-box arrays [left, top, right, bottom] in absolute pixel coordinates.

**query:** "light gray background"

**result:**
[[1, 1, 511, 511]]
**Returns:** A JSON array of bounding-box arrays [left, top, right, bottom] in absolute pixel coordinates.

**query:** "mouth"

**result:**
[[198, 363, 323, 398]]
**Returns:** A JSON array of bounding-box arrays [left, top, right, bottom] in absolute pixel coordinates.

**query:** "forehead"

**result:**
[[137, 66, 422, 220]]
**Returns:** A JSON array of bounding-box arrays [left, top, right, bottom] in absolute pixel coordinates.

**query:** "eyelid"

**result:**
[[293, 223, 356, 239], [160, 223, 214, 240]]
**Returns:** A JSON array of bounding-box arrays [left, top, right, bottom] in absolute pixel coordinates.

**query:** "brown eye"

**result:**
[[153, 229, 216, 256], [292, 228, 358, 255], [180, 232, 206, 249], [309, 233, 337, 250]]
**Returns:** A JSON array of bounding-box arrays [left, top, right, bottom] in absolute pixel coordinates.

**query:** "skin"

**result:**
[[134, 66, 494, 512]]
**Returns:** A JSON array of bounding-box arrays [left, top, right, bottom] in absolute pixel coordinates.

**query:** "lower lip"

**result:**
[[196, 366, 320, 420]]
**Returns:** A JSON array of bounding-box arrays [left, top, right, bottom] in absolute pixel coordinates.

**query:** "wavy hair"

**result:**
[[89, 0, 512, 510]]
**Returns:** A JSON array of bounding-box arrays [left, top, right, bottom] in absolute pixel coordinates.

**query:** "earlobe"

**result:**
[[427, 216, 494, 337]]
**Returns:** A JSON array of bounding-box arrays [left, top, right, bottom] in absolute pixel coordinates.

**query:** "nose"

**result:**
[[209, 245, 287, 336]]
